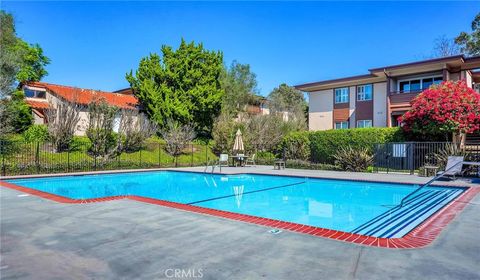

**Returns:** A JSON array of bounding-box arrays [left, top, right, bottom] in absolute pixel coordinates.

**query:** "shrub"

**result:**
[[23, 124, 49, 143], [118, 110, 157, 152], [4, 91, 33, 133], [212, 112, 238, 154], [161, 121, 196, 157], [87, 100, 119, 159], [45, 99, 81, 152], [286, 159, 338, 171], [309, 127, 404, 164], [333, 146, 373, 172], [70, 136, 91, 152], [87, 129, 118, 157], [280, 131, 310, 160]]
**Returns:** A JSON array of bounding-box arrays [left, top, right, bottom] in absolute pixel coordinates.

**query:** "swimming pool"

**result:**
[[3, 170, 467, 241]]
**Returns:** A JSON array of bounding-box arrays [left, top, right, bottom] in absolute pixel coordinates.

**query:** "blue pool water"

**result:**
[[6, 171, 465, 238]]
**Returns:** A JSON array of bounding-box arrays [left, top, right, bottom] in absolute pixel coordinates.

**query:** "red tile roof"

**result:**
[[25, 82, 138, 109], [25, 99, 49, 110]]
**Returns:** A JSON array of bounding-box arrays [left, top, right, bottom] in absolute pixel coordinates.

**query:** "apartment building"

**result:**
[[295, 55, 480, 131]]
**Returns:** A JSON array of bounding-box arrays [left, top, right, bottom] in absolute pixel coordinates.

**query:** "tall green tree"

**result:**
[[455, 12, 480, 56], [0, 11, 50, 97], [220, 60, 259, 114], [126, 39, 224, 136], [0, 11, 49, 135]]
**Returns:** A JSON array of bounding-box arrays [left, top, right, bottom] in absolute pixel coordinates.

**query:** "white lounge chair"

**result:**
[[218, 154, 229, 171], [437, 156, 464, 180]]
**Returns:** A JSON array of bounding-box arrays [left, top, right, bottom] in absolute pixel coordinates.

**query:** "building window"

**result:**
[[24, 88, 46, 99], [335, 121, 349, 129], [357, 120, 372, 128], [398, 76, 443, 93], [334, 87, 349, 104], [357, 84, 372, 101]]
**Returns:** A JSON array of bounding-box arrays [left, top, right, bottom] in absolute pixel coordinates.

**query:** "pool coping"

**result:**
[[2, 167, 471, 188], [1, 170, 479, 249]]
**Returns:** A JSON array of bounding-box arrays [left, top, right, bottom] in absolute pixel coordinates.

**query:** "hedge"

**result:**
[[281, 127, 405, 164]]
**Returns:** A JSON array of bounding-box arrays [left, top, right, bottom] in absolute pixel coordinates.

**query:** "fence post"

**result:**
[[35, 141, 40, 174], [1, 141, 5, 176], [408, 142, 414, 175], [67, 145, 70, 172], [158, 142, 161, 168], [205, 143, 208, 165], [191, 144, 194, 167], [139, 149, 142, 168], [94, 154, 97, 171]]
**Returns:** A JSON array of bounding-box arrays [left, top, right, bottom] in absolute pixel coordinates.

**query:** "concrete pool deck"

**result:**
[[1, 167, 479, 279]]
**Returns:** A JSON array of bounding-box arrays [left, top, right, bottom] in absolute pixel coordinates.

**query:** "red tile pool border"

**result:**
[[1, 180, 478, 249]]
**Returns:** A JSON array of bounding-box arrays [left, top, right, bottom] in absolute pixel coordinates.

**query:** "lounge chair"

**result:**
[[245, 154, 256, 166], [437, 156, 464, 180], [218, 154, 229, 171]]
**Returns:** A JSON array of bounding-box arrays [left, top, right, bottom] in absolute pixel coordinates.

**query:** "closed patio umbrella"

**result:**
[[233, 129, 244, 153]]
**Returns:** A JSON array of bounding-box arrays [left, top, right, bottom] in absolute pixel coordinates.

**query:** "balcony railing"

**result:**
[[389, 89, 425, 95]]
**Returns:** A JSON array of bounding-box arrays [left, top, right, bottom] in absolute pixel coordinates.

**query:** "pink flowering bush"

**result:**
[[399, 80, 480, 139]]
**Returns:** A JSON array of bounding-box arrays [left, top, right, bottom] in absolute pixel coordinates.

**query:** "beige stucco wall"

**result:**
[[373, 82, 387, 127], [349, 86, 356, 128], [32, 111, 44, 125], [308, 90, 333, 131]]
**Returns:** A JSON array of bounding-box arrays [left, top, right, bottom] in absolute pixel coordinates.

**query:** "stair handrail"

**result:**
[[204, 159, 219, 174], [399, 161, 464, 207]]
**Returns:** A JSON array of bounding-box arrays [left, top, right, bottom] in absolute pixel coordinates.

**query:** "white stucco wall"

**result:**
[[373, 82, 387, 127], [308, 90, 333, 131]]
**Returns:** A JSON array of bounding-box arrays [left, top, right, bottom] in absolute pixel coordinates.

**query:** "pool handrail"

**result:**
[[399, 160, 466, 207]]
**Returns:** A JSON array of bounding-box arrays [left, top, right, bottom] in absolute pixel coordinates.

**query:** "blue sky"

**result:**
[[3, 1, 478, 96]]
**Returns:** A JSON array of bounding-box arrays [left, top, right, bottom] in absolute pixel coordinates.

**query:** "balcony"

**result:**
[[388, 91, 421, 110]]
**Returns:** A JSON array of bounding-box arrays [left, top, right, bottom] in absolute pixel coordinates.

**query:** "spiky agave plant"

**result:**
[[333, 146, 373, 172], [434, 143, 469, 170]]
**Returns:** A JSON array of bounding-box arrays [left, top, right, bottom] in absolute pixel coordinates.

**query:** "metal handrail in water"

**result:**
[[399, 161, 464, 207]]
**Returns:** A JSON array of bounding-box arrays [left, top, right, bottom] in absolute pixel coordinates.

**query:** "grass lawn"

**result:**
[[1, 138, 217, 176]]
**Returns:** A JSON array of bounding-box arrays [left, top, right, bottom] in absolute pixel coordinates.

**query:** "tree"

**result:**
[[268, 83, 307, 127], [455, 12, 480, 56], [118, 110, 157, 152], [0, 102, 13, 137], [126, 39, 224, 137], [432, 35, 460, 57], [399, 80, 480, 143], [211, 111, 239, 154], [0, 11, 50, 97], [161, 121, 196, 160], [45, 100, 81, 152], [244, 114, 285, 153], [87, 100, 118, 159], [220, 61, 259, 114]]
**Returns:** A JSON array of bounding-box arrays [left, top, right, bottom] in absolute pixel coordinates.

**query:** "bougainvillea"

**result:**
[[399, 80, 480, 139]]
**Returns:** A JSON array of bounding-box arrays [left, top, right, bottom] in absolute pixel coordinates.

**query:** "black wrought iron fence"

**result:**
[[0, 140, 215, 176], [373, 142, 480, 175]]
